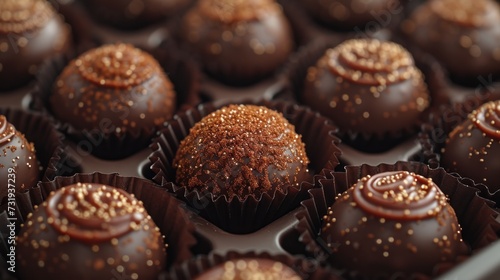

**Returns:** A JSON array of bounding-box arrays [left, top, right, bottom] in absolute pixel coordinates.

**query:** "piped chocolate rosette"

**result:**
[[16, 183, 167, 280], [303, 39, 430, 138], [442, 100, 500, 189], [320, 171, 468, 277], [0, 115, 40, 198]]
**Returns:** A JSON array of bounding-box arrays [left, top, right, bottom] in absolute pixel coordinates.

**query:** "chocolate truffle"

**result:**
[[403, 0, 500, 83], [50, 43, 176, 136], [194, 258, 302, 280], [83, 0, 191, 29], [303, 39, 430, 137], [320, 171, 467, 276], [17, 183, 167, 280], [299, 0, 400, 31], [0, 115, 40, 199], [173, 104, 310, 198], [0, 0, 71, 91], [180, 0, 294, 85], [441, 101, 500, 190]]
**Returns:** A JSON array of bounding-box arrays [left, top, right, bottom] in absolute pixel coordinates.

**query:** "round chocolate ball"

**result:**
[[173, 104, 310, 198], [320, 171, 467, 277], [299, 0, 400, 31], [0, 115, 40, 199], [194, 258, 302, 280], [50, 43, 176, 136], [404, 0, 500, 83], [179, 0, 294, 85], [0, 0, 72, 91], [83, 0, 191, 29], [441, 100, 500, 190], [303, 38, 430, 137], [17, 183, 167, 280]]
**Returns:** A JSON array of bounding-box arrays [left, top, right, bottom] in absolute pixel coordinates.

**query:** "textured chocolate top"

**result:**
[[198, 0, 282, 23], [45, 183, 147, 243], [325, 39, 418, 86], [75, 44, 157, 89], [173, 104, 310, 198], [0, 0, 53, 34], [352, 171, 447, 220], [194, 258, 302, 280], [430, 0, 500, 28]]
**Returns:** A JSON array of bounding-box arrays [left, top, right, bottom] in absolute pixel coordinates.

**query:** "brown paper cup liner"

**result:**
[[0, 172, 197, 279], [164, 251, 343, 280], [295, 161, 500, 279], [148, 99, 342, 234], [0, 108, 81, 193], [278, 35, 446, 152], [29, 41, 200, 160], [419, 90, 500, 205]]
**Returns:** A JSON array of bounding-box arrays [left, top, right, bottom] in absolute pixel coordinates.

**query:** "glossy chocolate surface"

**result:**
[[83, 0, 191, 29], [299, 0, 400, 31], [173, 104, 310, 198], [194, 258, 301, 280], [403, 0, 500, 84], [179, 0, 294, 86], [0, 0, 71, 91], [320, 171, 468, 276], [0, 115, 39, 199], [17, 183, 166, 280], [442, 100, 500, 190], [50, 43, 176, 136], [303, 38, 429, 137]]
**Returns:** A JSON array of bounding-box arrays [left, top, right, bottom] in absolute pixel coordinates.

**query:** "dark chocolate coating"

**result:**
[[17, 183, 167, 280], [173, 104, 311, 198], [302, 39, 429, 137], [0, 115, 40, 199], [299, 0, 400, 31], [194, 258, 301, 280], [83, 0, 191, 29], [403, 0, 500, 83], [0, 0, 71, 91], [320, 171, 468, 277], [441, 101, 500, 190], [50, 43, 176, 136], [179, 0, 294, 86]]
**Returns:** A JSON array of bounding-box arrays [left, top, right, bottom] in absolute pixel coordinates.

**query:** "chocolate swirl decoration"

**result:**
[[0, 115, 16, 145], [0, 0, 53, 34], [352, 171, 447, 220], [326, 39, 417, 86], [430, 0, 500, 28], [471, 100, 500, 139], [75, 44, 158, 89], [46, 183, 147, 243]]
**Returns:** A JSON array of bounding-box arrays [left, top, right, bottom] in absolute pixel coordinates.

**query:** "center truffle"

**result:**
[[173, 104, 310, 198]]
